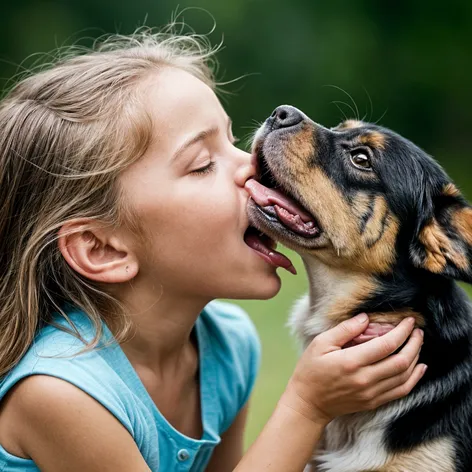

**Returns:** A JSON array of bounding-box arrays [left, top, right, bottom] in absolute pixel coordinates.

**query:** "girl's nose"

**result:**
[[234, 150, 257, 187]]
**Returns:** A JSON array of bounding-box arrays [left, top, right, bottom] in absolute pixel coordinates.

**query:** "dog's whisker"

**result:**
[[333, 100, 360, 122], [374, 107, 389, 125], [363, 86, 374, 123], [242, 129, 259, 150], [331, 101, 349, 122], [325, 84, 361, 120]]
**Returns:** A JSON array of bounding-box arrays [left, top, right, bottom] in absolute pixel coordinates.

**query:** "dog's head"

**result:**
[[247, 105, 472, 280]]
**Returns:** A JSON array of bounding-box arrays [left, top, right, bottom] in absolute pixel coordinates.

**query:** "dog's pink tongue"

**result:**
[[245, 179, 315, 223]]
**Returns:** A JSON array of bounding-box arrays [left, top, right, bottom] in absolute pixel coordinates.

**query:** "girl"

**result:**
[[0, 28, 425, 471]]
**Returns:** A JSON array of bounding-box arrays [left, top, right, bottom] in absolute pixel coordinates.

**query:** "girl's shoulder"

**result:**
[[0, 308, 159, 471], [0, 309, 153, 440]]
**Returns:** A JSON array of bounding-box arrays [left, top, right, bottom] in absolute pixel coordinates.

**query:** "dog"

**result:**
[[245, 105, 472, 472]]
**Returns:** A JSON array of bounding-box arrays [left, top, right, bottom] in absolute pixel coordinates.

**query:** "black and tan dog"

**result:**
[[244, 105, 472, 472]]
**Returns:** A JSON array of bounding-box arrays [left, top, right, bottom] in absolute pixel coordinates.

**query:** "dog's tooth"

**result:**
[[279, 206, 294, 219]]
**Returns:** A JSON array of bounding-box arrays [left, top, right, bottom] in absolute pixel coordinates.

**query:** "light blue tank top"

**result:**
[[0, 300, 261, 471]]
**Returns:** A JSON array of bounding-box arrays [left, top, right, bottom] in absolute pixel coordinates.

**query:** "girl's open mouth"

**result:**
[[243, 226, 297, 274]]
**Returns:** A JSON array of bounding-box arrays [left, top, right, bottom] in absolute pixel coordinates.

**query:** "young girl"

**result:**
[[0, 28, 425, 471]]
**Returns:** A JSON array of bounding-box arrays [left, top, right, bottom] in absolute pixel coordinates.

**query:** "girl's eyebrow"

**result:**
[[171, 117, 232, 163]]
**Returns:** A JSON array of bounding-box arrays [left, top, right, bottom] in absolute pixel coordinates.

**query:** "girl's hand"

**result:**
[[281, 314, 426, 426]]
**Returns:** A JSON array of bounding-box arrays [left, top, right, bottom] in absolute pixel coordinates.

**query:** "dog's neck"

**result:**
[[291, 256, 374, 340], [292, 255, 424, 344], [303, 256, 371, 313], [292, 254, 472, 410]]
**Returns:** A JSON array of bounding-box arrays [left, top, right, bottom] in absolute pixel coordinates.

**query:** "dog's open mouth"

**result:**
[[246, 179, 320, 238], [247, 150, 321, 237], [244, 151, 322, 274]]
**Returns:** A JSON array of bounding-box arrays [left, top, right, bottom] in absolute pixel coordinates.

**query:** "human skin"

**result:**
[[0, 67, 425, 472]]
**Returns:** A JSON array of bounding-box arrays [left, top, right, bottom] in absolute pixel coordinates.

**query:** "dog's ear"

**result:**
[[409, 183, 472, 283]]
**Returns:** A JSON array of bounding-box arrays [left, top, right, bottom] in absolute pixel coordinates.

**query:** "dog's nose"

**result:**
[[270, 105, 303, 130]]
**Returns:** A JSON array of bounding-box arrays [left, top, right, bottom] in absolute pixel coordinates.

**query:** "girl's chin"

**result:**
[[236, 271, 282, 300]]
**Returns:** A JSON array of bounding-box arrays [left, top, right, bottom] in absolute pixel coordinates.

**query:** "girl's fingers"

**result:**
[[345, 317, 417, 366], [367, 328, 424, 380], [315, 313, 370, 351], [369, 364, 428, 409], [344, 335, 377, 348], [369, 353, 419, 395]]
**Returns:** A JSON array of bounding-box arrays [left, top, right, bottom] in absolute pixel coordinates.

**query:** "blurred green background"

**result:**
[[2, 0, 472, 449]]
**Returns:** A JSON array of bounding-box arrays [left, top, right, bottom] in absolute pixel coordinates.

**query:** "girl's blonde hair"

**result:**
[[0, 26, 218, 376]]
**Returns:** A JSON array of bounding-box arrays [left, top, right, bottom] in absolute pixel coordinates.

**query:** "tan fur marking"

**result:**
[[359, 131, 386, 150], [452, 206, 472, 246], [376, 438, 455, 472], [348, 193, 398, 272], [324, 277, 377, 324], [356, 212, 399, 274], [368, 309, 425, 328], [443, 183, 461, 198], [297, 169, 360, 252], [287, 124, 316, 162], [351, 192, 373, 224], [303, 184, 398, 274], [363, 196, 389, 245], [420, 219, 468, 272], [338, 119, 364, 130], [351, 192, 372, 221], [325, 277, 425, 326]]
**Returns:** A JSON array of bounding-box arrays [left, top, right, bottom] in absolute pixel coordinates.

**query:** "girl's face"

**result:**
[[118, 68, 283, 302]]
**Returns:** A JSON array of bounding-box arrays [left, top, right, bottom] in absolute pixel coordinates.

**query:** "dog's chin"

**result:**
[[247, 199, 327, 252]]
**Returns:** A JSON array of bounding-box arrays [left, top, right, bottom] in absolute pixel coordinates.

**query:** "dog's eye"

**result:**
[[350, 150, 372, 171]]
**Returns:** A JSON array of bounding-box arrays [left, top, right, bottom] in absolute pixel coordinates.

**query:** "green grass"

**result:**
[[228, 249, 472, 449]]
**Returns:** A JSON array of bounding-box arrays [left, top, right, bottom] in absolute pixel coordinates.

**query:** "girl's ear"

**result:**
[[57, 219, 138, 283], [409, 184, 472, 283]]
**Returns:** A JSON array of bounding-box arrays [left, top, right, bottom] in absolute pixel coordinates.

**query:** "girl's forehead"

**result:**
[[144, 68, 224, 134], [138, 68, 227, 158]]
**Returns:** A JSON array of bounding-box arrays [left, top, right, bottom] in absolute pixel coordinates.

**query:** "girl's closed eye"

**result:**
[[191, 161, 216, 175], [191, 137, 240, 175], [191, 134, 240, 175]]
